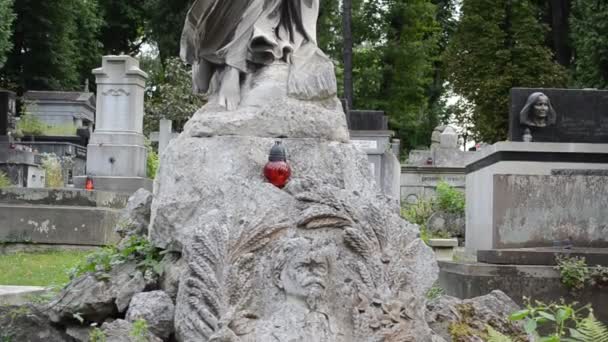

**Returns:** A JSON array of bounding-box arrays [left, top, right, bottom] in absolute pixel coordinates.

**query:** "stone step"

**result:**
[[0, 286, 47, 305], [477, 247, 608, 266], [0, 204, 121, 246], [0, 188, 129, 209]]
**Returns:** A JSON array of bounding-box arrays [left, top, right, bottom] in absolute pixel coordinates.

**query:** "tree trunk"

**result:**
[[549, 0, 572, 68]]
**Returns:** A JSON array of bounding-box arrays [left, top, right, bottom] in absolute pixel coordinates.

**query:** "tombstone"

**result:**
[[438, 88, 608, 321], [439, 126, 458, 149], [22, 91, 95, 132], [150, 119, 179, 155], [401, 125, 476, 203], [0, 90, 45, 187], [348, 110, 401, 201], [74, 56, 151, 193], [509, 88, 608, 143]]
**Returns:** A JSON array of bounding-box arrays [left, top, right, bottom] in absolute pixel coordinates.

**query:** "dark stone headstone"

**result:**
[[0, 90, 16, 138], [509, 88, 608, 143], [347, 110, 388, 130]]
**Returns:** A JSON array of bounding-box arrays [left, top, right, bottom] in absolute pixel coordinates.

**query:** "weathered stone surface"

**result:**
[[426, 291, 522, 341], [170, 177, 439, 341], [494, 174, 608, 248], [126, 291, 175, 340], [101, 319, 162, 342], [47, 261, 146, 323], [181, 64, 349, 142], [0, 305, 72, 342], [150, 136, 376, 251], [427, 211, 465, 239], [158, 252, 186, 300], [66, 325, 93, 342], [116, 188, 153, 237]]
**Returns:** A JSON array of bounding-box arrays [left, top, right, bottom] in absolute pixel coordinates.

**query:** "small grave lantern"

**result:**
[[264, 141, 291, 188], [85, 176, 94, 191]]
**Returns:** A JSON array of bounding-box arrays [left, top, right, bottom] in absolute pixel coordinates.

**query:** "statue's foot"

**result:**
[[218, 67, 240, 111]]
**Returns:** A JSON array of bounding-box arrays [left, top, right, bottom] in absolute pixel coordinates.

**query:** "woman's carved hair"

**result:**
[[520, 92, 557, 127]]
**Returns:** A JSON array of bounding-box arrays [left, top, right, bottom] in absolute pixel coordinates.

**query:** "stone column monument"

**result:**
[[75, 56, 151, 193]]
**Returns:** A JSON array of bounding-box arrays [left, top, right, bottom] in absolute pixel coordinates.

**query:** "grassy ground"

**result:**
[[0, 251, 90, 287]]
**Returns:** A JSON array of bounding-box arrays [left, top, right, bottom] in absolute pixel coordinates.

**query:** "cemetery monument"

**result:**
[[440, 87, 608, 321], [74, 56, 152, 193], [28, 2, 522, 341], [154, 0, 441, 340]]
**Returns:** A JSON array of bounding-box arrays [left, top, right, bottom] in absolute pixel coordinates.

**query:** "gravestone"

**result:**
[[150, 119, 179, 155], [74, 56, 151, 193], [348, 110, 401, 200], [509, 88, 608, 143]]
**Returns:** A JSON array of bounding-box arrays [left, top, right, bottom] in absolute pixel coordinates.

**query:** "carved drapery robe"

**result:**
[[181, 0, 335, 99]]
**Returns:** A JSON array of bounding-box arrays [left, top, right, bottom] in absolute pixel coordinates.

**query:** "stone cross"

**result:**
[[150, 119, 179, 155]]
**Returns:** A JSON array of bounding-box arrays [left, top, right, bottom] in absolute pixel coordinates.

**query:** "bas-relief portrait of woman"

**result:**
[[181, 0, 331, 110], [519, 92, 557, 128]]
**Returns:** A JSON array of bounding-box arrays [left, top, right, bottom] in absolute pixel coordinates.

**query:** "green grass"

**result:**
[[0, 250, 91, 286]]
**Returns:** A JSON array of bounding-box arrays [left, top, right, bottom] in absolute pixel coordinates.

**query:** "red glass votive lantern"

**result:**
[[85, 176, 94, 191], [263, 141, 291, 188]]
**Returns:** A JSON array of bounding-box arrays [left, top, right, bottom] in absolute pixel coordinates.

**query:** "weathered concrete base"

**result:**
[[74, 176, 153, 194], [0, 243, 98, 255], [438, 260, 608, 322], [0, 286, 47, 305], [0, 204, 120, 245], [428, 238, 459, 261], [477, 247, 608, 266]]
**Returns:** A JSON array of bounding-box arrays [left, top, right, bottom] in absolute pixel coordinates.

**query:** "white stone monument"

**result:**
[[75, 56, 151, 193]]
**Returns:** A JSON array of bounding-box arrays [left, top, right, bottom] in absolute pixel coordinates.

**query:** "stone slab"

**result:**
[[465, 142, 608, 174], [428, 238, 459, 248], [438, 260, 608, 322], [509, 88, 608, 143], [0, 286, 47, 305], [464, 142, 608, 256], [477, 248, 608, 266], [0, 188, 129, 208], [493, 174, 608, 248], [0, 204, 120, 245], [74, 176, 152, 194]]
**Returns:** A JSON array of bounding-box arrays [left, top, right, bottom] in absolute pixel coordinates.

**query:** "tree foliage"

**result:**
[[97, 0, 147, 55], [444, 0, 568, 143], [142, 56, 206, 135], [0, 0, 15, 69], [571, 0, 608, 89], [0, 0, 103, 92]]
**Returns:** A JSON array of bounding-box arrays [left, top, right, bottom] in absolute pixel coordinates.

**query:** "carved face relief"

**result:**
[[273, 238, 332, 310], [533, 95, 549, 121], [520, 92, 556, 128], [282, 253, 329, 300]]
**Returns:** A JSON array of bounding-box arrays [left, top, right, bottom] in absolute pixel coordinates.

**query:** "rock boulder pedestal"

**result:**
[[149, 64, 443, 341]]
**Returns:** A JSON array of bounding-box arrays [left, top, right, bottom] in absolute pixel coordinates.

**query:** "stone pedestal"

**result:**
[[76, 56, 149, 193], [465, 142, 608, 256], [350, 130, 400, 200]]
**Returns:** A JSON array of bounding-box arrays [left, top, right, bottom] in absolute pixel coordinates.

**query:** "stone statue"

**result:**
[[172, 179, 442, 341], [181, 0, 335, 110], [520, 92, 557, 128]]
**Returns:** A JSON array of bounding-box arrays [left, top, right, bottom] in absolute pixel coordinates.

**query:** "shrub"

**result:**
[[0, 171, 11, 188], [147, 149, 159, 179], [435, 181, 465, 215], [16, 113, 45, 136], [555, 255, 590, 291], [41, 153, 63, 188]]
